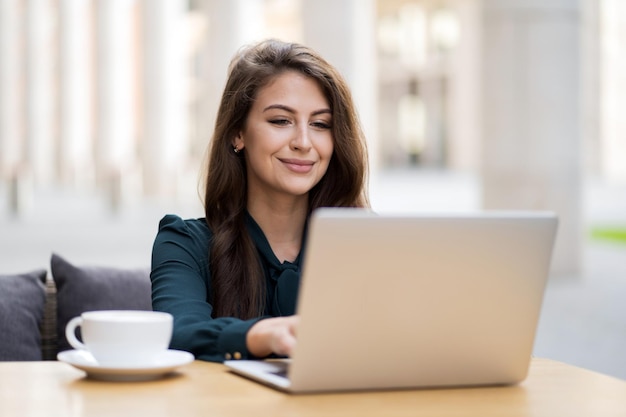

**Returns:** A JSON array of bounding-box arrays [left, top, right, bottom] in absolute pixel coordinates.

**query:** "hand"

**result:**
[[246, 315, 299, 358]]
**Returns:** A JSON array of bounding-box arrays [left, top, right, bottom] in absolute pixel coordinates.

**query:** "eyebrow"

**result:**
[[263, 104, 332, 116]]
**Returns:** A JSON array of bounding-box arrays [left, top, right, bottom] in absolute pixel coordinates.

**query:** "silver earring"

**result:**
[[233, 146, 240, 153]]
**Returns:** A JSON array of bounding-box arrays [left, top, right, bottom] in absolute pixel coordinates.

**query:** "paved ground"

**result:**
[[1, 168, 625, 380]]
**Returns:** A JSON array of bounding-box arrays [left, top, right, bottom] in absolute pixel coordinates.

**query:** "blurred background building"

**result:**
[[1, 0, 625, 378], [2, 0, 625, 273]]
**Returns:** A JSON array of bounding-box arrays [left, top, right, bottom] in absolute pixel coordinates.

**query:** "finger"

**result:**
[[279, 332, 297, 356], [287, 316, 299, 336]]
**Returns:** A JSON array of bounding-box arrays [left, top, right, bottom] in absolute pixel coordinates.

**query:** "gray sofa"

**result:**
[[0, 254, 151, 361]]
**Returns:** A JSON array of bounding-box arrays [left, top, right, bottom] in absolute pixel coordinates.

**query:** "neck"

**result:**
[[247, 195, 308, 263]]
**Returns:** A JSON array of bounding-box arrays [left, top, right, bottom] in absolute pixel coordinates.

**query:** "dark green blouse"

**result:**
[[150, 214, 304, 363]]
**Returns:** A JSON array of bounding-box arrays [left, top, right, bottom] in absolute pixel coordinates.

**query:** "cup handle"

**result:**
[[65, 316, 86, 350]]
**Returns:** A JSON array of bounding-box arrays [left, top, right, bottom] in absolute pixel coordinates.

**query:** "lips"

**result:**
[[279, 158, 315, 174]]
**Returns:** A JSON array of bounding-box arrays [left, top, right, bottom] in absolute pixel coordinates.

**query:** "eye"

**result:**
[[311, 121, 332, 130], [269, 118, 290, 126]]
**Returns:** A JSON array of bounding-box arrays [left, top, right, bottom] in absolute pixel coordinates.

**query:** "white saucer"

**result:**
[[57, 349, 195, 382]]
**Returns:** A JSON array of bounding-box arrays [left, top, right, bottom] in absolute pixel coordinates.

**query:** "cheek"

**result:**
[[325, 146, 335, 167], [316, 140, 334, 179], [248, 128, 288, 155], [319, 135, 335, 161]]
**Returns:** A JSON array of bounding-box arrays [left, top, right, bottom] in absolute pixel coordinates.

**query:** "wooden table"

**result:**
[[1, 358, 625, 417]]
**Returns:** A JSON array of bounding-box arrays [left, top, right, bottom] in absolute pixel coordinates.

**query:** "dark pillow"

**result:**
[[50, 253, 152, 353], [0, 270, 47, 361]]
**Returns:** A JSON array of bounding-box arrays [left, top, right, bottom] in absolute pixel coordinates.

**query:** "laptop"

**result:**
[[225, 208, 558, 393]]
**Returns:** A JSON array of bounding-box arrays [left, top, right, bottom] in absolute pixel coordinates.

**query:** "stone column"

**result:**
[[481, 0, 583, 275], [0, 0, 20, 178], [140, 0, 187, 197], [580, 0, 600, 175], [25, 0, 55, 186], [199, 0, 264, 148], [179, 0, 265, 202], [447, 0, 482, 172], [58, 0, 93, 188], [301, 0, 379, 171], [600, 0, 626, 181], [94, 0, 136, 210], [0, 0, 30, 215]]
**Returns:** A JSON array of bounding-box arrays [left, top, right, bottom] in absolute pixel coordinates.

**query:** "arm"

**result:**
[[150, 215, 262, 362]]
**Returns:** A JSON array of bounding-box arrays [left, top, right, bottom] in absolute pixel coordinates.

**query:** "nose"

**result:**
[[290, 124, 312, 152]]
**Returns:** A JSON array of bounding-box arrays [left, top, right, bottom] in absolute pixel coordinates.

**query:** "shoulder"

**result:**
[[154, 214, 212, 253], [152, 214, 212, 270], [158, 214, 211, 238]]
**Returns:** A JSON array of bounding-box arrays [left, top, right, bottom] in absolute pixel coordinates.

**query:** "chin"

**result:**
[[282, 183, 317, 197], [279, 177, 318, 194]]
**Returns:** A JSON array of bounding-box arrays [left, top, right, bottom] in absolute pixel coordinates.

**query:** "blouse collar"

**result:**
[[245, 212, 309, 316], [245, 211, 308, 271]]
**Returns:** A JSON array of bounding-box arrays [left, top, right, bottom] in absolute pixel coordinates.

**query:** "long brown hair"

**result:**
[[203, 39, 369, 319]]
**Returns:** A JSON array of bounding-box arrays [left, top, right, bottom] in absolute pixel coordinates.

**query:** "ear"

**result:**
[[232, 132, 244, 151]]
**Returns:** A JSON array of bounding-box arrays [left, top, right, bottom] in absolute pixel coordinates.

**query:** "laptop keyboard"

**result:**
[[268, 361, 290, 379]]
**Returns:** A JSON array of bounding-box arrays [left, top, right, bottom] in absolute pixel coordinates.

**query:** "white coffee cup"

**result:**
[[65, 310, 173, 367]]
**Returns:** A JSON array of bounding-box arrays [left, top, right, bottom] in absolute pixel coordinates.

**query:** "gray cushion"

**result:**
[[0, 270, 47, 361], [51, 253, 152, 353]]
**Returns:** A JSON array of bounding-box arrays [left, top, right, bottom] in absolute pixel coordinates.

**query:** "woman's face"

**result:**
[[234, 70, 334, 202]]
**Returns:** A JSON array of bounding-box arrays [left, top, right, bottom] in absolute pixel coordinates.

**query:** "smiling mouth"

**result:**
[[279, 158, 315, 173]]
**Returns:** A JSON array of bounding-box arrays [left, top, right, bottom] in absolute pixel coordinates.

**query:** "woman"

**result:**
[[151, 39, 369, 362]]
